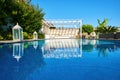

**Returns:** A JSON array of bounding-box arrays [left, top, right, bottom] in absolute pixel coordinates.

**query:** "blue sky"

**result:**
[[31, 0, 120, 27]]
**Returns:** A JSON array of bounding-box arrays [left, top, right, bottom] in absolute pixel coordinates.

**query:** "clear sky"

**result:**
[[31, 0, 120, 27]]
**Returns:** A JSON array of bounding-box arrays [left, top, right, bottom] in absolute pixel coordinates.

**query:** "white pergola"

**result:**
[[42, 19, 82, 39]]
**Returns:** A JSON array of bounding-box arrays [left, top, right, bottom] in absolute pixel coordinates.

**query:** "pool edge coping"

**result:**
[[0, 38, 120, 44]]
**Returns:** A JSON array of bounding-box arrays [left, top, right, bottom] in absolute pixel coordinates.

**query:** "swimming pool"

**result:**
[[0, 39, 120, 80]]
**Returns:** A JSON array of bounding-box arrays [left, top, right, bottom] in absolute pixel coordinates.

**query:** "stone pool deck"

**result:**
[[0, 39, 39, 44]]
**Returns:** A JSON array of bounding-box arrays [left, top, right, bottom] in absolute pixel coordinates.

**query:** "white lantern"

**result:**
[[12, 23, 23, 41], [33, 31, 38, 40]]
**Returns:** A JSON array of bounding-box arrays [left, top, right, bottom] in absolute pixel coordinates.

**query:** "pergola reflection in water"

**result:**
[[41, 39, 82, 58]]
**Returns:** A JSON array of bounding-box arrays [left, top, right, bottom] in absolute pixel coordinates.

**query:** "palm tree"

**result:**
[[102, 26, 118, 33], [96, 19, 118, 33], [97, 18, 108, 27]]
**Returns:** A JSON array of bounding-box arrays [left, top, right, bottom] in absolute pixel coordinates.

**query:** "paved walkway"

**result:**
[[0, 39, 38, 44]]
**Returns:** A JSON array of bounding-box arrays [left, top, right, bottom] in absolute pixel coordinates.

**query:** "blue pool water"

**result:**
[[0, 39, 120, 80]]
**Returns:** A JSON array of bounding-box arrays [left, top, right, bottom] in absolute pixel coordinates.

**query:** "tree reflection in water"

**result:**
[[82, 39, 120, 57], [82, 39, 96, 52], [96, 40, 120, 57]]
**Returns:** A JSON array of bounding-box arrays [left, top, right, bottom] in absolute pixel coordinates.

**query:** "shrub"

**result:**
[[23, 32, 28, 39], [82, 24, 94, 34], [23, 32, 34, 39], [27, 33, 33, 39], [38, 33, 45, 39], [0, 35, 3, 40], [6, 33, 12, 40]]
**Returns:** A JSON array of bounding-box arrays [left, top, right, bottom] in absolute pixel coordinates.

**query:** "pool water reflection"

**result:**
[[0, 39, 120, 80], [42, 39, 82, 58]]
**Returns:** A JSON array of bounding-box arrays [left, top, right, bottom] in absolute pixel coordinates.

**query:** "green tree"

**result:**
[[0, 0, 16, 25], [82, 24, 94, 34], [0, 0, 44, 40], [11, 1, 44, 33]]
